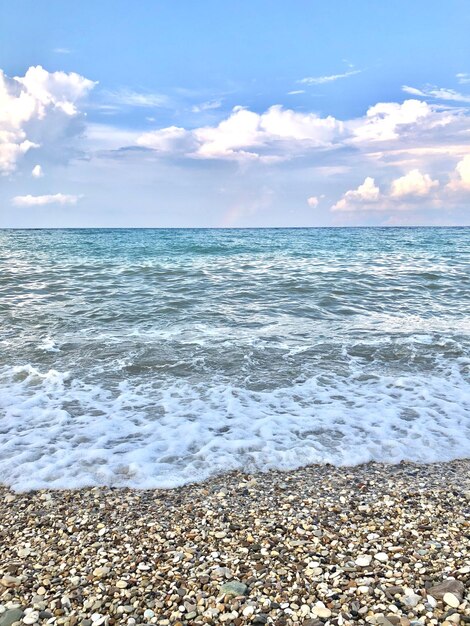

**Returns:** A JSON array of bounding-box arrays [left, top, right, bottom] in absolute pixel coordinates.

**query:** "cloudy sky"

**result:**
[[1, 0, 470, 227]]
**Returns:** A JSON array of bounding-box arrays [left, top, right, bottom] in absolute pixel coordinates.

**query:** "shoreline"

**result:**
[[1, 459, 469, 625]]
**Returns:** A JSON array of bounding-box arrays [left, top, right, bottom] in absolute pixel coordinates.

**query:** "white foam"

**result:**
[[0, 361, 469, 491], [38, 337, 60, 352]]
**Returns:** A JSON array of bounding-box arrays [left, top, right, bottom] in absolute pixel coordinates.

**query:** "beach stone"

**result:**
[[0, 577, 21, 588], [22, 611, 39, 625], [0, 609, 23, 626], [428, 579, 464, 602], [220, 581, 247, 597], [92, 567, 109, 578], [356, 555, 372, 567], [403, 592, 422, 607], [376, 618, 398, 626], [443, 592, 460, 608], [312, 605, 331, 618], [375, 551, 389, 562]]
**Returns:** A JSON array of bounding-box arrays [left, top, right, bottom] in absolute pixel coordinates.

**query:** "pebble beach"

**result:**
[[1, 460, 469, 626]]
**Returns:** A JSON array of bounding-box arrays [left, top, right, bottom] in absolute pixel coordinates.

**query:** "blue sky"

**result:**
[[1, 0, 470, 226]]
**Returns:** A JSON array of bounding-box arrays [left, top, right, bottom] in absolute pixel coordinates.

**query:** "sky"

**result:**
[[1, 0, 470, 227]]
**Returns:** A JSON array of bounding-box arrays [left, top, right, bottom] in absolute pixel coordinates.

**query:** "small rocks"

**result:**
[[22, 609, 39, 624], [0, 609, 23, 626], [220, 580, 248, 597], [91, 567, 109, 578], [443, 592, 461, 608], [428, 578, 465, 602], [0, 459, 469, 625], [312, 603, 332, 618], [115, 580, 127, 588], [403, 592, 422, 608], [0, 576, 21, 588]]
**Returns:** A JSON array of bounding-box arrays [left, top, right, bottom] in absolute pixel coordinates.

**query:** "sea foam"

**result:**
[[1, 360, 469, 491]]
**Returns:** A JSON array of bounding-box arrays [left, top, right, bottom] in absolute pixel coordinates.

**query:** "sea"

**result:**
[[0, 227, 469, 491]]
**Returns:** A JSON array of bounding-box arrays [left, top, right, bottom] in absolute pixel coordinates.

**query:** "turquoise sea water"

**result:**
[[0, 227, 469, 490]]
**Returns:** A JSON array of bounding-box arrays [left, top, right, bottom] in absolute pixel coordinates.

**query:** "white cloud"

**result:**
[[332, 177, 380, 212], [402, 85, 470, 103], [191, 99, 222, 113], [31, 164, 43, 178], [333, 170, 440, 212], [137, 105, 344, 161], [12, 193, 80, 206], [288, 90, 305, 95], [300, 69, 361, 85], [105, 89, 169, 108], [53, 48, 71, 54], [307, 196, 319, 207], [457, 73, 470, 85], [447, 155, 470, 191], [137, 125, 197, 154], [0, 65, 95, 173], [351, 99, 433, 142], [390, 169, 439, 198]]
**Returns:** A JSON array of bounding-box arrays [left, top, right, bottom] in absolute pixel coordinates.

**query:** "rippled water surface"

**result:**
[[1, 227, 469, 490]]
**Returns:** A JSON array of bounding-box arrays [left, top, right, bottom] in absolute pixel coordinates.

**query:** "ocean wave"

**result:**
[[1, 362, 469, 491]]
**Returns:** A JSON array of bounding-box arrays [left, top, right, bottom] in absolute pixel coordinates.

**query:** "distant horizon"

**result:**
[[0, 224, 470, 231]]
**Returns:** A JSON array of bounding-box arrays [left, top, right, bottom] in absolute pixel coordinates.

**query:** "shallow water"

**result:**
[[0, 227, 469, 490]]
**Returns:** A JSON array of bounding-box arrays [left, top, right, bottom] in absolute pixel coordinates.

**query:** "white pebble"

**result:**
[[443, 592, 460, 608]]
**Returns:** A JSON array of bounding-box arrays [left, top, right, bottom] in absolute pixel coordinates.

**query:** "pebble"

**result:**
[[0, 609, 24, 626], [0, 459, 469, 626], [22, 611, 39, 624], [220, 581, 248, 597], [443, 593, 461, 608]]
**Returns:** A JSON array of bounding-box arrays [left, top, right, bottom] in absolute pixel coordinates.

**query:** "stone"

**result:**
[[22, 611, 39, 625], [0, 577, 21, 588], [403, 593, 422, 607], [375, 552, 389, 562], [0, 609, 24, 626], [253, 615, 268, 625], [355, 555, 372, 567], [428, 579, 464, 602], [312, 605, 331, 618], [220, 581, 248, 597], [376, 618, 398, 626], [92, 567, 109, 578], [443, 592, 460, 608]]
